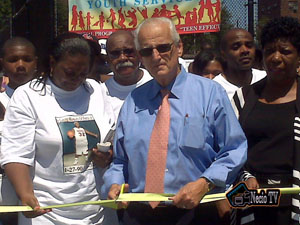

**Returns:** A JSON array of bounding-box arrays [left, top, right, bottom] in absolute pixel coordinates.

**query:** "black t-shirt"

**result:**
[[243, 100, 296, 176]]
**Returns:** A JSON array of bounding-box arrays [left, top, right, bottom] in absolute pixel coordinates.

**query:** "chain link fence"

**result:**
[[222, 0, 259, 39], [223, 0, 248, 29]]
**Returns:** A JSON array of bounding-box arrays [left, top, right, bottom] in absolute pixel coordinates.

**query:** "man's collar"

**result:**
[[113, 67, 144, 86], [147, 65, 187, 100], [223, 68, 253, 87]]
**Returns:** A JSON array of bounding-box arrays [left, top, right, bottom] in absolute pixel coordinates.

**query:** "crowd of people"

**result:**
[[0, 16, 299, 225]]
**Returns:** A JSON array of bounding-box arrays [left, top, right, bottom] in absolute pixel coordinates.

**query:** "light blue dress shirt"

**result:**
[[102, 67, 247, 196]]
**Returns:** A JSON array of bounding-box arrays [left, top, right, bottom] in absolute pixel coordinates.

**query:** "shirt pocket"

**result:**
[[180, 116, 205, 150]]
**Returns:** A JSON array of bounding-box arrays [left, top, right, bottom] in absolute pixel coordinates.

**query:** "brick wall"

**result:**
[[258, 0, 281, 21], [258, 0, 300, 21], [281, 0, 300, 20]]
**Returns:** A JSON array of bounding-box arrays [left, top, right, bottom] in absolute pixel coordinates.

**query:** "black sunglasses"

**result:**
[[108, 48, 135, 59], [139, 43, 173, 57]]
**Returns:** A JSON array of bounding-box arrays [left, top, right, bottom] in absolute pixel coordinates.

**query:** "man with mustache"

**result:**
[[105, 30, 152, 117], [214, 28, 266, 99]]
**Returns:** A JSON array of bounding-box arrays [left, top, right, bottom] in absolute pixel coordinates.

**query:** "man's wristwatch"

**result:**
[[204, 178, 214, 192]]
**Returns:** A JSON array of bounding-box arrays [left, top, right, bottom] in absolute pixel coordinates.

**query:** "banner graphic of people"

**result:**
[[56, 115, 100, 174], [68, 0, 221, 38]]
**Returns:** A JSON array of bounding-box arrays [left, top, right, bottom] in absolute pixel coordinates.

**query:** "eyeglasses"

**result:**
[[108, 48, 135, 59], [139, 43, 173, 57]]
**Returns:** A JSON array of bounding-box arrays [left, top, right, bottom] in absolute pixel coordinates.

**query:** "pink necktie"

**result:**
[[144, 89, 170, 209]]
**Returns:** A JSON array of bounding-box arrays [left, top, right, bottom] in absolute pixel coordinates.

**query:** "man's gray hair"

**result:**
[[133, 17, 180, 50]]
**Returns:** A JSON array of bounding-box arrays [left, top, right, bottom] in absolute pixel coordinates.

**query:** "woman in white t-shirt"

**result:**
[[0, 33, 118, 225]]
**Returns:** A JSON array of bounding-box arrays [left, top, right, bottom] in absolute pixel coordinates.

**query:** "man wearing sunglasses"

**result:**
[[105, 30, 152, 117], [103, 17, 247, 225]]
